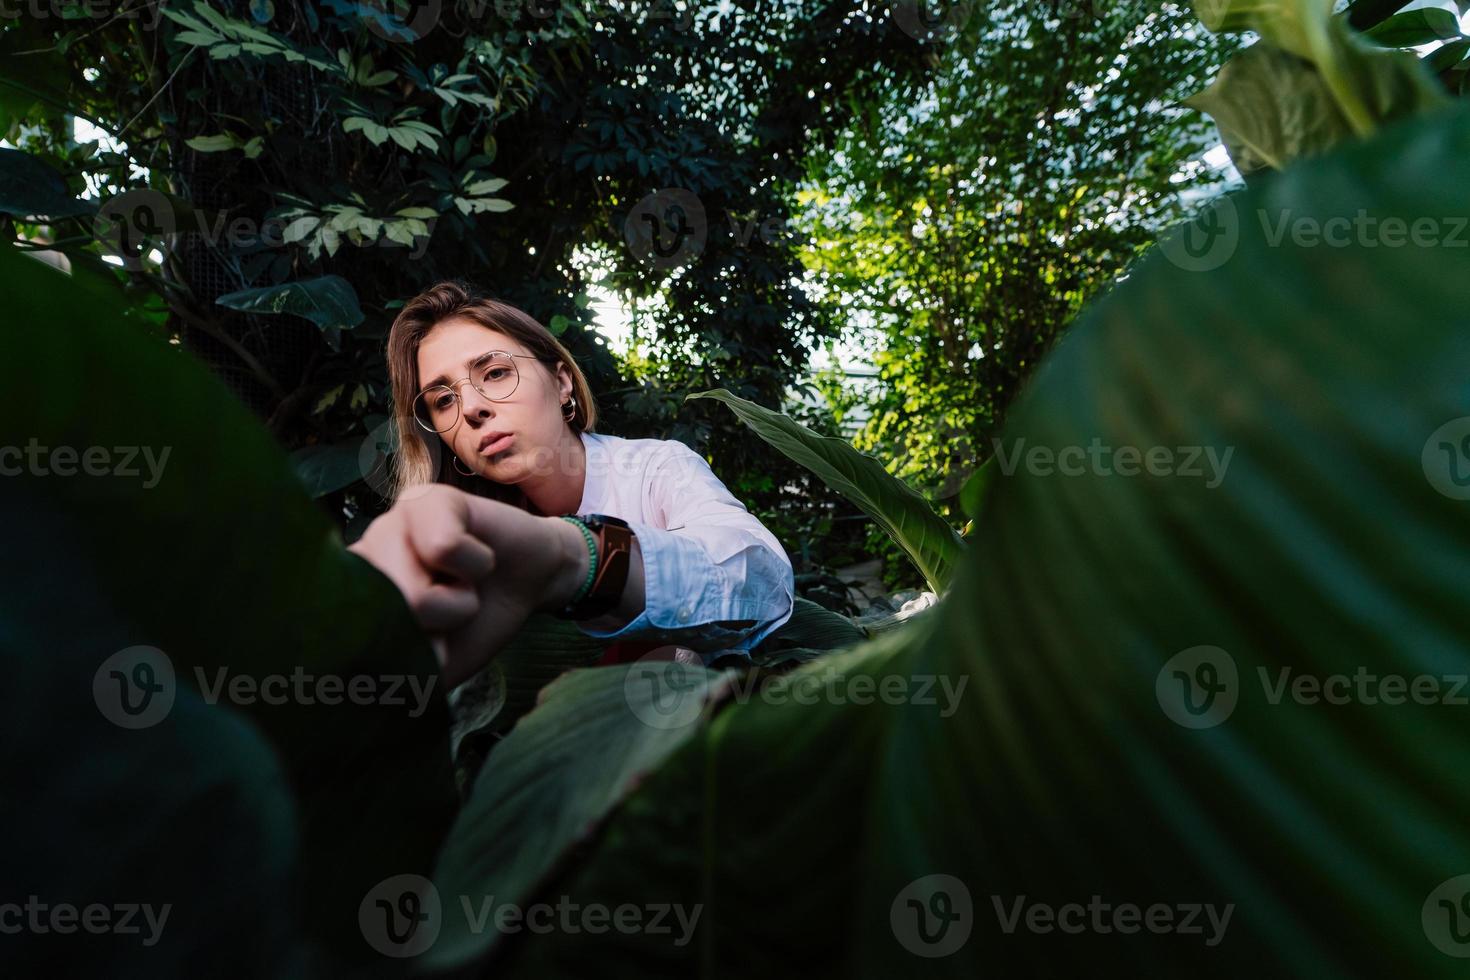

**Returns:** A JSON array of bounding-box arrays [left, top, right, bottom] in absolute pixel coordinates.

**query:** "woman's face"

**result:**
[[415, 317, 574, 485]]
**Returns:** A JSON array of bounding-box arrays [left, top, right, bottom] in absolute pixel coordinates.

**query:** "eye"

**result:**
[[433, 391, 457, 410]]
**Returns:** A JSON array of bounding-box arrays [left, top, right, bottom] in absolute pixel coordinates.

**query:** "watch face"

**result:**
[[584, 513, 630, 528]]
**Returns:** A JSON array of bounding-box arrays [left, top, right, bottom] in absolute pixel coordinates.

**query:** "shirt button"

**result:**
[[677, 604, 693, 622]]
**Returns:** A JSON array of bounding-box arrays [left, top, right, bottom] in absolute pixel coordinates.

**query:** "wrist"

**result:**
[[542, 516, 592, 613]]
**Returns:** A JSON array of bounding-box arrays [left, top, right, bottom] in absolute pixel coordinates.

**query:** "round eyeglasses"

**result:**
[[413, 351, 551, 433]]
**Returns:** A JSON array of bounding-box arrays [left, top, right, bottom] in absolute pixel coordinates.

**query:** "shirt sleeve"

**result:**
[[575, 441, 796, 655]]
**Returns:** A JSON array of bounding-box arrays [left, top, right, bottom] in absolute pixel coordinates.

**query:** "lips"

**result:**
[[478, 432, 515, 456]]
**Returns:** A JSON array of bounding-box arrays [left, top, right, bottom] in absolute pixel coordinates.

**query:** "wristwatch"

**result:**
[[555, 513, 635, 621]]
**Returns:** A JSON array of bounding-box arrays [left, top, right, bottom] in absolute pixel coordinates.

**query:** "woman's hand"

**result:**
[[346, 484, 496, 635], [347, 485, 591, 686], [430, 500, 593, 686]]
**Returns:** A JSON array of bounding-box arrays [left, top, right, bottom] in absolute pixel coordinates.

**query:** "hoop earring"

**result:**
[[452, 455, 478, 477], [561, 395, 578, 423]]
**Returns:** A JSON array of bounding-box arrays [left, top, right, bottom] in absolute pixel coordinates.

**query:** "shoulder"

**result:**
[[589, 432, 706, 469]]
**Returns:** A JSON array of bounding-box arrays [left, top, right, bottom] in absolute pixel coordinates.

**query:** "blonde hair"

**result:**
[[384, 280, 597, 504]]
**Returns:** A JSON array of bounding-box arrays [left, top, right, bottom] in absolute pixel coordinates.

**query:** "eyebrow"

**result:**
[[419, 350, 519, 392]]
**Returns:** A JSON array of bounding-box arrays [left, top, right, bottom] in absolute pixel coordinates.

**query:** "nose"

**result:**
[[459, 383, 497, 421]]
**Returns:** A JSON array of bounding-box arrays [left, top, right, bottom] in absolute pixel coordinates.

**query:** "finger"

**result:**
[[411, 525, 498, 582], [411, 581, 481, 632]]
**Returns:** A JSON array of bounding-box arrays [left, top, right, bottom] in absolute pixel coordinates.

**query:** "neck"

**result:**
[[517, 427, 586, 517]]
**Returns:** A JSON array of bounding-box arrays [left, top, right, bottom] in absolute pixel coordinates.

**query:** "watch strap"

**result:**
[[554, 514, 634, 620]]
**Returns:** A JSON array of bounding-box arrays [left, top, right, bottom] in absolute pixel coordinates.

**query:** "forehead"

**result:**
[[416, 317, 529, 378]]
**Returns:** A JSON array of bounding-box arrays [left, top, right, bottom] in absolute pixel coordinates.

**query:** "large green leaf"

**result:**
[[0, 244, 456, 968], [427, 663, 741, 970], [1189, 0, 1446, 173], [0, 148, 96, 219], [436, 102, 1470, 978], [1363, 7, 1464, 46], [215, 275, 365, 349], [289, 438, 366, 497], [688, 388, 964, 593], [1186, 44, 1361, 174]]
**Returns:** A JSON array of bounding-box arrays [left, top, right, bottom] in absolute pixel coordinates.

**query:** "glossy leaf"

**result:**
[[1363, 7, 1463, 46], [215, 275, 364, 348], [0, 243, 456, 966], [0, 148, 95, 219], [450, 100, 1470, 980], [688, 388, 964, 593]]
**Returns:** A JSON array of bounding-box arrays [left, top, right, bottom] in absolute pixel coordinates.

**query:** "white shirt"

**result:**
[[571, 430, 795, 656]]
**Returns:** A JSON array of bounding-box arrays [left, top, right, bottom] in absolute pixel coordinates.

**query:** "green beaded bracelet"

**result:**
[[560, 516, 599, 606]]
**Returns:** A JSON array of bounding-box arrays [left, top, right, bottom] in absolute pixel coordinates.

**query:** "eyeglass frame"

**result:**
[[413, 350, 556, 433]]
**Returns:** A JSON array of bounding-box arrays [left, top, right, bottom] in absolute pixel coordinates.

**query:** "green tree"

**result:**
[[0, 0, 932, 561], [800, 3, 1239, 544]]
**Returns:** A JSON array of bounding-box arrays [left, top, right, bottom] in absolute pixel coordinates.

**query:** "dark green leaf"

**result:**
[[457, 100, 1470, 980], [427, 663, 739, 970], [0, 242, 456, 965], [215, 275, 364, 348], [0, 148, 95, 219], [289, 439, 365, 497], [688, 388, 964, 593], [1363, 7, 1462, 46]]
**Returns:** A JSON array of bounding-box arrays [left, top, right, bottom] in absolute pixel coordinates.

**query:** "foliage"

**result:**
[[0, 0, 934, 568], [689, 387, 964, 592], [0, 241, 457, 966], [1187, 0, 1449, 175], [798, 3, 1239, 519], [433, 97, 1470, 980]]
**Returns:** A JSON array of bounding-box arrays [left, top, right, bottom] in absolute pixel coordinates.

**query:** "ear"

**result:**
[[555, 362, 574, 403]]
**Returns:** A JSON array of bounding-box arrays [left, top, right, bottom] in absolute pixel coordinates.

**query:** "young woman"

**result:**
[[347, 280, 795, 685]]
